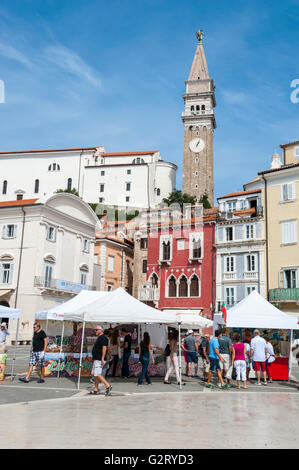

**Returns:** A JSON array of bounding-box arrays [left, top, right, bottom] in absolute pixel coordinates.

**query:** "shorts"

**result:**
[[91, 360, 106, 377], [254, 361, 266, 372], [220, 353, 231, 371], [209, 357, 220, 373], [29, 351, 45, 367], [198, 356, 208, 374], [187, 351, 198, 363]]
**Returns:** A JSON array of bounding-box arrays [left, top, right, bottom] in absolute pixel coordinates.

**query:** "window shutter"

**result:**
[[282, 184, 288, 201], [13, 225, 18, 238], [8, 263, 13, 284], [2, 225, 7, 238], [0, 264, 3, 283]]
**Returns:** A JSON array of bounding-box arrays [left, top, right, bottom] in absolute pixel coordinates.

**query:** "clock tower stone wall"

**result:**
[[182, 32, 216, 206]]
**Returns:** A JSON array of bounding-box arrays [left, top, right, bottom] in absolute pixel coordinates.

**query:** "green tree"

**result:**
[[199, 193, 212, 209], [56, 188, 79, 197], [162, 190, 196, 210]]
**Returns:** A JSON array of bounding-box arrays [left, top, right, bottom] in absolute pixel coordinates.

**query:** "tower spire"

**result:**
[[188, 30, 209, 81]]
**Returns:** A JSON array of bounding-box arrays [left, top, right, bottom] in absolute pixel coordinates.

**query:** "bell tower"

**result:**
[[182, 30, 216, 205]]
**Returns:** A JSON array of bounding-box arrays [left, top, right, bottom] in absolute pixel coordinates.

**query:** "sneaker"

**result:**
[[18, 377, 29, 383], [221, 384, 229, 390], [257, 382, 262, 386], [105, 385, 112, 396], [146, 382, 152, 385], [137, 384, 143, 387], [217, 383, 222, 388], [225, 383, 231, 389], [205, 383, 214, 389], [263, 381, 267, 386], [37, 379, 45, 384]]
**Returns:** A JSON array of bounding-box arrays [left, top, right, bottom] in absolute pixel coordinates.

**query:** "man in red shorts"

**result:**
[[250, 329, 267, 385]]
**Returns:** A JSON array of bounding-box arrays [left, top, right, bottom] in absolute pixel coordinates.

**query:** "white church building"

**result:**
[[0, 147, 177, 210]]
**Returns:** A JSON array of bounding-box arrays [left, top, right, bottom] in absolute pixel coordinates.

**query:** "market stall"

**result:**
[[213, 290, 299, 380], [0, 304, 21, 380], [36, 288, 179, 389]]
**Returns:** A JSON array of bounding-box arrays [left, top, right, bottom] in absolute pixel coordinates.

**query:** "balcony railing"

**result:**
[[218, 207, 263, 221], [35, 277, 96, 294], [223, 273, 237, 280], [138, 286, 160, 302], [244, 272, 258, 280], [269, 288, 299, 302]]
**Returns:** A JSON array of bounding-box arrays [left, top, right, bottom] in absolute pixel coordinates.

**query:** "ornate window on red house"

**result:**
[[189, 233, 203, 261], [160, 235, 172, 262], [168, 275, 177, 297], [190, 275, 200, 297], [150, 273, 159, 288], [178, 276, 188, 297]]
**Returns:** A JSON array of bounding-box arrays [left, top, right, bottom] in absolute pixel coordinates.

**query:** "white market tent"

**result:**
[[36, 288, 212, 389], [0, 304, 21, 380], [225, 290, 299, 330], [214, 290, 299, 376]]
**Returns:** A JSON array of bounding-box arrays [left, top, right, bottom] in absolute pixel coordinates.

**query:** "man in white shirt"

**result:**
[[250, 329, 267, 386]]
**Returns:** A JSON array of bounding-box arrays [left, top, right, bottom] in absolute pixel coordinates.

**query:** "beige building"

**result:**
[[94, 228, 134, 294], [245, 141, 299, 318]]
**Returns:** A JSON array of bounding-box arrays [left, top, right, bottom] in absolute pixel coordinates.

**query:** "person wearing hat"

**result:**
[[89, 325, 112, 396], [183, 330, 199, 378], [0, 322, 10, 345]]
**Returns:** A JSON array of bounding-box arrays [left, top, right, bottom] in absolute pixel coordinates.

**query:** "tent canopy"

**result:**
[[225, 290, 299, 330], [36, 288, 178, 324], [35, 290, 109, 321], [0, 304, 20, 319], [172, 313, 213, 329]]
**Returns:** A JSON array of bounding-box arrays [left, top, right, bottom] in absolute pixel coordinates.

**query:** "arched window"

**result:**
[[150, 273, 159, 288], [201, 104, 205, 110], [190, 275, 199, 297], [48, 163, 61, 172], [178, 275, 188, 297], [34, 179, 39, 194], [2, 180, 7, 195], [67, 178, 72, 191], [132, 158, 145, 165], [191, 105, 194, 111], [168, 276, 177, 297], [196, 105, 200, 111], [162, 241, 171, 261], [192, 239, 201, 259]]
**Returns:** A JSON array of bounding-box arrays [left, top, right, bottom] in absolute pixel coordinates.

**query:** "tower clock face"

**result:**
[[189, 138, 205, 153]]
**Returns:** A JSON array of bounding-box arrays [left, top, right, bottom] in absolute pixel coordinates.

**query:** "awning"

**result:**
[[0, 289, 12, 298]]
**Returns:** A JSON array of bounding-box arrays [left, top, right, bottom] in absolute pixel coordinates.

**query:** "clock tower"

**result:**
[[182, 30, 216, 205]]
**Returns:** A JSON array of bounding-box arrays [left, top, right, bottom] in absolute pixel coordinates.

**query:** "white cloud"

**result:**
[[0, 41, 32, 67], [43, 45, 101, 88]]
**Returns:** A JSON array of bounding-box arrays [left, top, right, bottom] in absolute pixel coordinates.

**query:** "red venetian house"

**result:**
[[143, 208, 217, 322]]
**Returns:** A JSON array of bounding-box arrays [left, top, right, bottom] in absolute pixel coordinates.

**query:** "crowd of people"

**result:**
[[4, 321, 298, 393]]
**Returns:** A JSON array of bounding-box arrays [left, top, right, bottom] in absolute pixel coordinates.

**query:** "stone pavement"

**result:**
[[0, 345, 298, 449]]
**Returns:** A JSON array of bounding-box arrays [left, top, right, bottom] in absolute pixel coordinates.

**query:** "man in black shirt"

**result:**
[[121, 328, 132, 379], [19, 322, 48, 383], [90, 325, 112, 396]]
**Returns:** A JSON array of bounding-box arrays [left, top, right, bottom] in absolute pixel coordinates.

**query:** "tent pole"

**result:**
[[289, 329, 293, 379], [178, 323, 182, 391], [77, 320, 85, 390], [11, 317, 20, 381], [57, 321, 65, 379]]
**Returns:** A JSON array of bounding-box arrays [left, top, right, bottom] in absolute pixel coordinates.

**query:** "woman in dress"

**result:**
[[164, 330, 185, 386], [231, 333, 248, 389], [137, 332, 155, 386]]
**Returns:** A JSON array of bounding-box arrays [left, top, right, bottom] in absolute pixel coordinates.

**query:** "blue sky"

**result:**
[[0, 0, 299, 201]]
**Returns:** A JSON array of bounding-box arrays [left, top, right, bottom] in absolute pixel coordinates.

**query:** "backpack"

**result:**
[[165, 343, 170, 357]]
